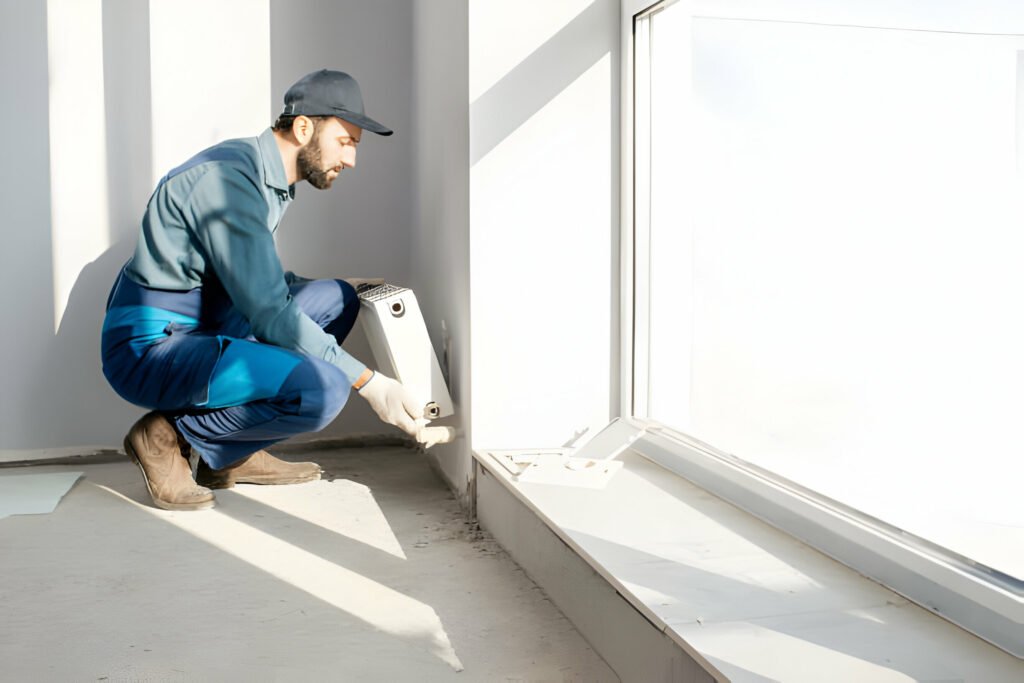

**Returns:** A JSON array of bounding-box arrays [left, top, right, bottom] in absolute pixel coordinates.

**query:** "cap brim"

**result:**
[[332, 108, 393, 136]]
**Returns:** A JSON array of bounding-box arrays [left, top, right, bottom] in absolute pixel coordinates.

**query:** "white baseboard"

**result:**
[[0, 446, 118, 464]]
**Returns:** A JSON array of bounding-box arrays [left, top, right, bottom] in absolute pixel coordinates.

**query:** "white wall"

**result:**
[[269, 0, 416, 440], [1, 0, 622, 486], [47, 0, 110, 330], [410, 0, 619, 496], [468, 0, 621, 450], [411, 0, 472, 500], [1, 0, 56, 450], [0, 0, 149, 457], [150, 0, 272, 185], [0, 0, 417, 456]]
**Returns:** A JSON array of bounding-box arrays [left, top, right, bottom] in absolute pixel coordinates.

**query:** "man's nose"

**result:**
[[342, 148, 357, 169]]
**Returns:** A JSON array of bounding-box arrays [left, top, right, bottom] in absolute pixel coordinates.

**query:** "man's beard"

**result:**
[[297, 128, 335, 190]]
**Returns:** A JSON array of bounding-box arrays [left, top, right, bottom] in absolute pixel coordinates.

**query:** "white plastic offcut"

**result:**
[[485, 418, 647, 489], [357, 283, 454, 421]]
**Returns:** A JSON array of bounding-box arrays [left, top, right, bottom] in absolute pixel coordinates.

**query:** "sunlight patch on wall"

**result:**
[[470, 53, 612, 448], [469, 0, 595, 103], [47, 0, 110, 331]]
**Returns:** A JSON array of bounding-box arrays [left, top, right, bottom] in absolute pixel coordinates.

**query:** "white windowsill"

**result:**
[[473, 446, 1023, 682]]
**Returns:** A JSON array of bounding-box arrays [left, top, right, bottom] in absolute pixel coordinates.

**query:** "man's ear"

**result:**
[[293, 115, 315, 145]]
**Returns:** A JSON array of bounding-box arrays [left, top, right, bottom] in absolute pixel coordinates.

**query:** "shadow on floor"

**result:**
[[0, 447, 618, 682]]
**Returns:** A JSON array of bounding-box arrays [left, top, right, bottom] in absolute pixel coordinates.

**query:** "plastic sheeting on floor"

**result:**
[[0, 472, 82, 519]]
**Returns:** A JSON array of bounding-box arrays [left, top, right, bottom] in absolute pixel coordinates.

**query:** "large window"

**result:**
[[625, 0, 1023, 656]]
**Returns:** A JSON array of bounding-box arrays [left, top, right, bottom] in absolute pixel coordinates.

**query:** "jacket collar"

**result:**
[[258, 127, 294, 198]]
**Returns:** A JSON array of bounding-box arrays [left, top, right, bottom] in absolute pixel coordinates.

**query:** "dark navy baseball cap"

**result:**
[[282, 69, 393, 136]]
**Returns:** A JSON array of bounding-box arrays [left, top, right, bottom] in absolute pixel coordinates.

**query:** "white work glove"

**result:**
[[413, 420, 457, 449], [357, 372, 424, 437]]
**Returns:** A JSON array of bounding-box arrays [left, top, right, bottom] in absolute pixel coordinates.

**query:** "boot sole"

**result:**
[[123, 437, 215, 511]]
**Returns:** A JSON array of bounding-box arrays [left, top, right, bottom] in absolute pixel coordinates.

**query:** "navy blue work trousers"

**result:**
[[101, 270, 360, 469]]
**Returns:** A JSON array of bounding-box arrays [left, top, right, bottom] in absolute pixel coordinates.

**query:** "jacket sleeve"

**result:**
[[184, 166, 368, 384]]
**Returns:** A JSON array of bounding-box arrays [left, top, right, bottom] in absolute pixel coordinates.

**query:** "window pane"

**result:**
[[641, 6, 1024, 579]]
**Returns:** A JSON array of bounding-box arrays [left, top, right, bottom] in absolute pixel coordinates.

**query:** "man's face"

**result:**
[[297, 116, 361, 190]]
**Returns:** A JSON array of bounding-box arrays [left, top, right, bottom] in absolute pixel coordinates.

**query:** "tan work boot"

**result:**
[[123, 412, 215, 511], [196, 450, 322, 489]]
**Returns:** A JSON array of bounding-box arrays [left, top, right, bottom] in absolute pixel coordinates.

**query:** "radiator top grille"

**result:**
[[357, 283, 408, 302]]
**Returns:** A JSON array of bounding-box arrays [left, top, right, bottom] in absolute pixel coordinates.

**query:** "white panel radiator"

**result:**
[[357, 283, 454, 420]]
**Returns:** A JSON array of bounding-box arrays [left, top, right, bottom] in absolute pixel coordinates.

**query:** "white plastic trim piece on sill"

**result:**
[[618, 418, 1023, 659], [487, 450, 623, 490], [485, 418, 646, 489]]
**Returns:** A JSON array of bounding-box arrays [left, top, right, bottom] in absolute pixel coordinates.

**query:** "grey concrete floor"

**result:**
[[0, 446, 618, 682]]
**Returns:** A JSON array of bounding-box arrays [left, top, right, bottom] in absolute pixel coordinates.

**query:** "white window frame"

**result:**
[[618, 0, 1023, 658]]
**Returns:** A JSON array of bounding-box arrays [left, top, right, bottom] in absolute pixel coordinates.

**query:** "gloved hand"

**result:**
[[413, 419, 457, 449], [356, 371, 423, 437]]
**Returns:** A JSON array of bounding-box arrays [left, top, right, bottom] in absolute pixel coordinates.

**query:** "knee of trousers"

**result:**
[[292, 279, 357, 322], [336, 278, 357, 304], [324, 279, 360, 340], [281, 359, 350, 433], [335, 279, 359, 320]]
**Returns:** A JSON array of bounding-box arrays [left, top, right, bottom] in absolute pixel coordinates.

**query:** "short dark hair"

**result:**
[[272, 114, 331, 133]]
